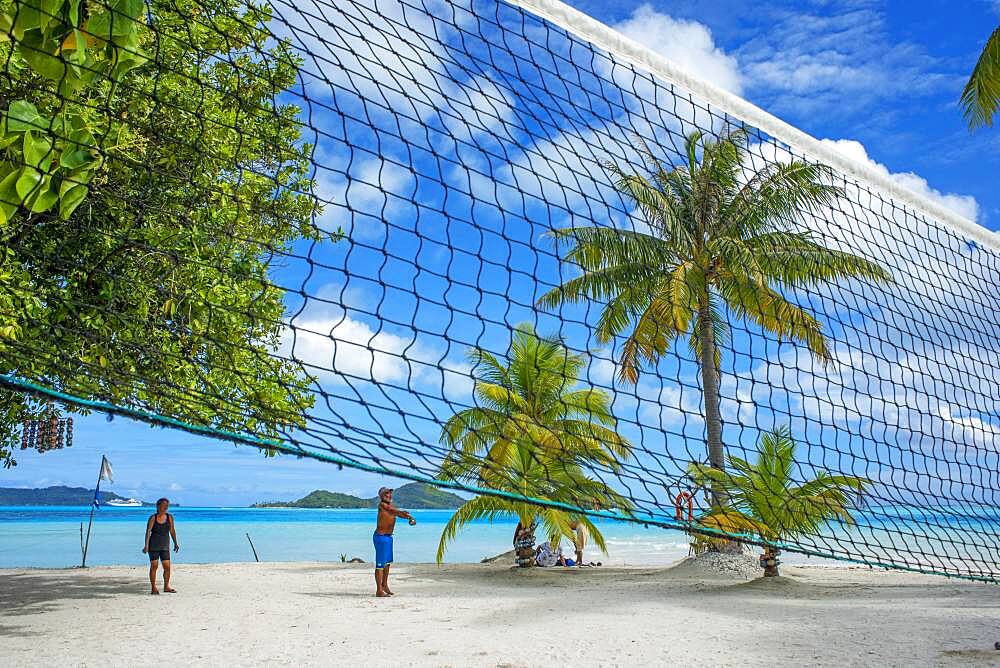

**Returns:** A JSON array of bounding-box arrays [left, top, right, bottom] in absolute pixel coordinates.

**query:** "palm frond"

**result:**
[[717, 273, 831, 362], [961, 26, 1000, 129], [722, 161, 842, 239], [747, 231, 892, 288], [436, 495, 513, 563], [605, 165, 695, 248], [467, 348, 513, 389], [619, 292, 685, 383], [436, 325, 635, 553], [691, 427, 870, 543], [698, 508, 774, 541]]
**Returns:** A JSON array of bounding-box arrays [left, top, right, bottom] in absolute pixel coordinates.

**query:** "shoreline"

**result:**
[[3, 560, 998, 666]]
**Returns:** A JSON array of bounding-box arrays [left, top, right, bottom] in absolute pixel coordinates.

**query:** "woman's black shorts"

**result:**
[[148, 549, 170, 562]]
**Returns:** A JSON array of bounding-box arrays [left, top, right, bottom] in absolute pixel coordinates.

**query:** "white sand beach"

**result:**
[[2, 560, 998, 666]]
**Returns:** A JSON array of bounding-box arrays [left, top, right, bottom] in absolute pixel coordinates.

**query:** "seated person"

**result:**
[[535, 540, 567, 567]]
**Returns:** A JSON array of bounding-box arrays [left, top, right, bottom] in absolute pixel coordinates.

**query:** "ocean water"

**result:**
[[3, 506, 996, 576], [0, 506, 694, 569]]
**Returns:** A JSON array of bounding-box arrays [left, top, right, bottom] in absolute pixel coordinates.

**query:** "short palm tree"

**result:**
[[435, 325, 633, 564], [961, 25, 1000, 129], [538, 129, 891, 504], [687, 426, 870, 576]]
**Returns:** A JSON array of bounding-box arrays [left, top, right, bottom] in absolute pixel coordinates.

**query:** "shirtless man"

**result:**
[[373, 487, 416, 597]]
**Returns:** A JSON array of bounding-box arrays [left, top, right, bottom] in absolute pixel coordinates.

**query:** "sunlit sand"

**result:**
[[2, 561, 997, 666]]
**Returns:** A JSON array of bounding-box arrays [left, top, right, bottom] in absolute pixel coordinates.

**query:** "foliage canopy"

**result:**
[[0, 0, 324, 466]]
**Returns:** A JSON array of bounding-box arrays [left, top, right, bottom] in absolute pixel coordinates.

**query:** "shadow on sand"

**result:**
[[0, 571, 138, 623]]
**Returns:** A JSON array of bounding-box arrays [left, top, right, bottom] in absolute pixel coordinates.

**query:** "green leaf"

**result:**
[[10, 4, 42, 41], [28, 185, 58, 213], [0, 168, 21, 207], [67, 0, 84, 25], [112, 49, 148, 79], [60, 29, 88, 64], [58, 182, 88, 219], [86, 2, 142, 39], [17, 29, 68, 82], [22, 132, 54, 169], [5, 101, 45, 133], [0, 200, 17, 223], [59, 148, 95, 170], [15, 168, 43, 201], [35, 0, 67, 32], [115, 0, 145, 21]]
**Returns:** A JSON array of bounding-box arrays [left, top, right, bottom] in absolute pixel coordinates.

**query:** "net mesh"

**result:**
[[1, 0, 998, 580]]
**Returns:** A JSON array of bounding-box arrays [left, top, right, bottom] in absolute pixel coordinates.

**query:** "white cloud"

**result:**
[[495, 123, 632, 226], [278, 0, 450, 113], [277, 284, 474, 402], [282, 314, 426, 384], [639, 385, 704, 430], [437, 75, 516, 145], [939, 405, 1000, 444], [733, 343, 1000, 454], [612, 4, 743, 95], [314, 156, 417, 239], [748, 137, 984, 319], [587, 357, 618, 387], [737, 6, 958, 118], [437, 358, 475, 403], [818, 139, 979, 221]]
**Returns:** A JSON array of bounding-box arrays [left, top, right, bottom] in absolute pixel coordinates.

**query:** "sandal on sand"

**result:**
[[164, 587, 177, 593], [150, 589, 160, 595]]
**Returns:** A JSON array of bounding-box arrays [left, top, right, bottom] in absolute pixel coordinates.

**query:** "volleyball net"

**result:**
[[0, 0, 998, 580]]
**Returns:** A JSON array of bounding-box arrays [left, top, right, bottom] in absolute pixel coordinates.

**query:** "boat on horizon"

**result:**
[[105, 498, 142, 507]]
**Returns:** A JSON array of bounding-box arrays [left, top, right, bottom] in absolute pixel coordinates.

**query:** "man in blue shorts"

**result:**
[[373, 487, 416, 597]]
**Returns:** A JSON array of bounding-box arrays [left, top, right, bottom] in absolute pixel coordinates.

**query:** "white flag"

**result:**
[[99, 456, 114, 483]]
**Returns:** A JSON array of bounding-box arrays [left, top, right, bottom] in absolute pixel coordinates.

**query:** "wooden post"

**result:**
[[246, 533, 260, 562]]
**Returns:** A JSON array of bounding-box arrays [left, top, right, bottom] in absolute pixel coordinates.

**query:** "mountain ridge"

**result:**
[[252, 482, 464, 509], [0, 485, 144, 506]]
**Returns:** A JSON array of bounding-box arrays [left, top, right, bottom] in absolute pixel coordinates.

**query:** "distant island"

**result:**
[[0, 485, 147, 506], [253, 482, 464, 509]]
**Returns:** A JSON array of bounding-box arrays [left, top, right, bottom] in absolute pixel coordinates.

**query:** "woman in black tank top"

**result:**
[[143, 497, 180, 594]]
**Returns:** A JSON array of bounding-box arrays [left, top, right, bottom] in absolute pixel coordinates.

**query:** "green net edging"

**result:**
[[3, 373, 995, 584]]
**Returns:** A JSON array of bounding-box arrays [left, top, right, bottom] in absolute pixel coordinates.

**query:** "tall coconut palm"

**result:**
[[961, 25, 1000, 129], [538, 130, 891, 504], [687, 426, 870, 576], [435, 325, 633, 564]]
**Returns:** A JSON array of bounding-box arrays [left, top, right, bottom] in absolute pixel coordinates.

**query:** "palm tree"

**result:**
[[961, 25, 1000, 129], [435, 325, 633, 564], [538, 129, 891, 504], [687, 426, 870, 577]]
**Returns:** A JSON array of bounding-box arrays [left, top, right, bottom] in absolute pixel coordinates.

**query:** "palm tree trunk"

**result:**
[[697, 300, 726, 508], [514, 531, 536, 568], [761, 547, 780, 577]]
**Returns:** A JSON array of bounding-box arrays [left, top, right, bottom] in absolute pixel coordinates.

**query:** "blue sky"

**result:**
[[3, 0, 999, 508]]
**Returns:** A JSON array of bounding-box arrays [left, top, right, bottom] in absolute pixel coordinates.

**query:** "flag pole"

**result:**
[[81, 455, 106, 568]]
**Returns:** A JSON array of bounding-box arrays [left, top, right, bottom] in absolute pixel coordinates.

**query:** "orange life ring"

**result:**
[[675, 491, 693, 522]]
